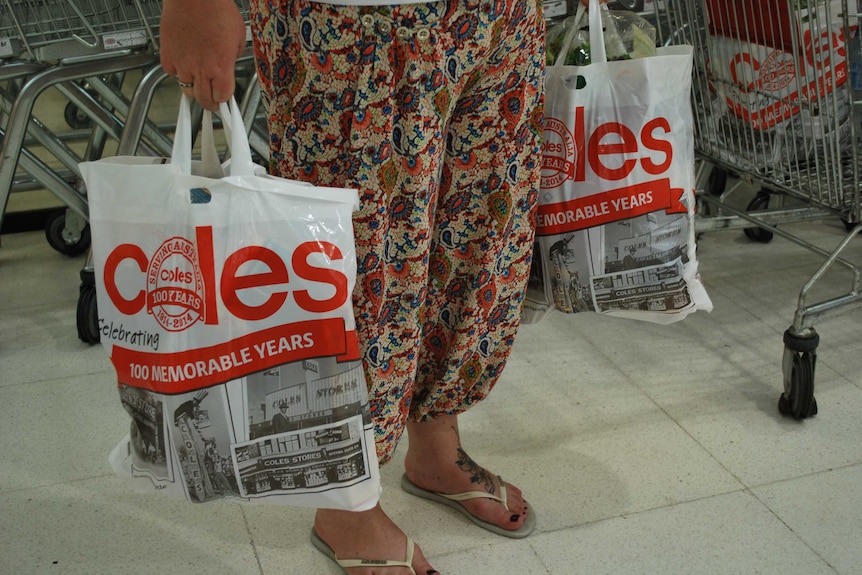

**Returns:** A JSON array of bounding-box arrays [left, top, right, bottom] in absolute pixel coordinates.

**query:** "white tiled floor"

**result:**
[[2, 88, 862, 574], [2, 206, 861, 575]]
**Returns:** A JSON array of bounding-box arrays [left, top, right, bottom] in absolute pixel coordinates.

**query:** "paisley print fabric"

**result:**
[[250, 0, 544, 463]]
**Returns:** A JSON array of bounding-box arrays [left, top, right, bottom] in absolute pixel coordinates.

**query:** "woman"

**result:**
[[160, 0, 590, 572]]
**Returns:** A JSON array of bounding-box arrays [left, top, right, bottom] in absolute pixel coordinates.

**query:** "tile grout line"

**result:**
[[239, 506, 266, 575]]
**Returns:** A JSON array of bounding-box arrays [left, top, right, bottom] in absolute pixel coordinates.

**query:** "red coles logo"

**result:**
[[146, 237, 204, 331], [541, 106, 674, 190], [102, 225, 349, 332], [541, 117, 577, 189], [537, 106, 687, 236]]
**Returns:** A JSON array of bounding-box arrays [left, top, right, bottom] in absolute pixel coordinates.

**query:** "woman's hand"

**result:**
[[159, 0, 247, 110]]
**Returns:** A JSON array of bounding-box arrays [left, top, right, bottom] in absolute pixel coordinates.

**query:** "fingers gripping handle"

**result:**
[[170, 94, 257, 178]]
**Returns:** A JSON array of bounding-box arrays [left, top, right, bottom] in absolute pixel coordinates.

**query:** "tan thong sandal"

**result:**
[[401, 473, 536, 539], [311, 528, 417, 574]]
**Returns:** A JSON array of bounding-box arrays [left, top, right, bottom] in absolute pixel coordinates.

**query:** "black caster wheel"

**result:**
[[64, 102, 93, 130], [77, 269, 100, 344], [743, 191, 774, 243], [696, 194, 711, 217], [778, 352, 818, 419], [695, 198, 710, 242], [45, 210, 91, 256], [779, 329, 818, 419], [706, 167, 728, 196], [841, 219, 860, 233]]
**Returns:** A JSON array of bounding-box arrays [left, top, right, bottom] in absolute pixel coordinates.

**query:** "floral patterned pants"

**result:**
[[250, 0, 545, 463]]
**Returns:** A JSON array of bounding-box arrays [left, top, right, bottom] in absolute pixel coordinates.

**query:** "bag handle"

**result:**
[[171, 94, 194, 174], [199, 110, 222, 177], [218, 98, 257, 177], [588, 0, 607, 64], [554, 3, 586, 67], [553, 0, 608, 67], [171, 94, 257, 178]]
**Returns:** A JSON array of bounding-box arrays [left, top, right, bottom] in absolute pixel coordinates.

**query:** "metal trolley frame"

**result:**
[[653, 0, 862, 418], [0, 0, 168, 253], [2, 0, 268, 343]]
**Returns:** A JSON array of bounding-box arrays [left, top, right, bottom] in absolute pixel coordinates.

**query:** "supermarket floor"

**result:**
[[2, 180, 862, 572]]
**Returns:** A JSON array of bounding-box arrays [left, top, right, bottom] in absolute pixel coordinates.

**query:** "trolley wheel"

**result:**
[[76, 269, 100, 344], [706, 167, 728, 196], [64, 102, 93, 130], [45, 210, 91, 257], [743, 191, 774, 243], [778, 352, 818, 419], [695, 196, 710, 242], [841, 219, 860, 233], [783, 328, 820, 354]]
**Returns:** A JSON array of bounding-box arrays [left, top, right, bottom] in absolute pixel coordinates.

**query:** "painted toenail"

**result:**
[[510, 514, 521, 522], [427, 571, 440, 574]]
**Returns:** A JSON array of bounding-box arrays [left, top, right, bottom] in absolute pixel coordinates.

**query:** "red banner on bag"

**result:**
[[535, 178, 687, 236], [111, 318, 356, 394]]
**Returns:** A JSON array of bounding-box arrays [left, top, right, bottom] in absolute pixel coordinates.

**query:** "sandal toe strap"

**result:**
[[437, 475, 510, 510], [336, 537, 416, 574]]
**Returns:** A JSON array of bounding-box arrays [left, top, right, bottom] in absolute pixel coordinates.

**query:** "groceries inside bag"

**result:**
[[81, 97, 381, 510], [538, 0, 712, 323], [546, 4, 657, 67]]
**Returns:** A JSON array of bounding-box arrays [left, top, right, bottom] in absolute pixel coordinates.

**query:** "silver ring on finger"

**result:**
[[177, 79, 194, 89]]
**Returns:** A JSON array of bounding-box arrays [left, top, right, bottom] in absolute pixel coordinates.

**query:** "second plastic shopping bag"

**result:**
[[80, 96, 380, 510], [538, 0, 712, 323]]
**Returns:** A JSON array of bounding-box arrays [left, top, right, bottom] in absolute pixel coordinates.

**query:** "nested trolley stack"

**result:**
[[0, 1, 266, 342], [1, 0, 261, 250], [0, 0, 167, 255], [653, 0, 862, 418]]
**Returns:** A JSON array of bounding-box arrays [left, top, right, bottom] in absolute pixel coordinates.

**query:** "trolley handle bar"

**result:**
[[67, 0, 100, 48]]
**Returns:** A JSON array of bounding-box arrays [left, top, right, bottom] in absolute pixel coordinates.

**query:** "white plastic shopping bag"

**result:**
[[81, 96, 381, 510], [538, 0, 712, 323]]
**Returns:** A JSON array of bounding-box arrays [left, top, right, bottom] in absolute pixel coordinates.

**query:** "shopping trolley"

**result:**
[[0, 0, 167, 253], [0, 0, 160, 63], [653, 0, 862, 418]]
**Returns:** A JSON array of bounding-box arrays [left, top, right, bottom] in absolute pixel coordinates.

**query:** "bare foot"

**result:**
[[404, 414, 530, 534], [314, 504, 439, 575]]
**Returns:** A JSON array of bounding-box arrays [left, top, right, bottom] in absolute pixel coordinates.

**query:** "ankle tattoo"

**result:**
[[455, 447, 495, 494]]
